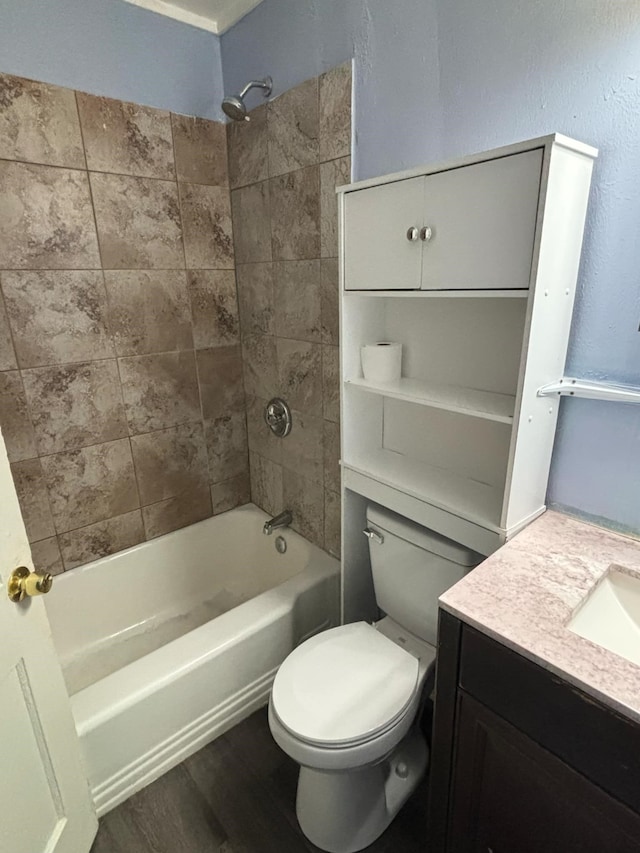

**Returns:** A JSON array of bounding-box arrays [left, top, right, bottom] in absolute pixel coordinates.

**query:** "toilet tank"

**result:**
[[366, 505, 482, 645]]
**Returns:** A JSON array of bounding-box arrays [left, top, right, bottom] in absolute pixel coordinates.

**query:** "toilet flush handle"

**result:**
[[363, 527, 384, 545]]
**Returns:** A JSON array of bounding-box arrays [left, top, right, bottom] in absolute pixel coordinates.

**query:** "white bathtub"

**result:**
[[45, 503, 339, 816]]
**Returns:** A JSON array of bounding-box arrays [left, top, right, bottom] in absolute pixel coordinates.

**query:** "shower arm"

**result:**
[[238, 78, 272, 100]]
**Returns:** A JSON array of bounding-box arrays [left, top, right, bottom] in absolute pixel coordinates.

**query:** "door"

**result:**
[[421, 148, 543, 290], [449, 692, 640, 852], [344, 176, 425, 290], [0, 430, 97, 853]]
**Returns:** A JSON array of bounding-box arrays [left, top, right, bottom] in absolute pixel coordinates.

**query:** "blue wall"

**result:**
[[435, 1, 640, 532], [0, 0, 224, 119], [223, 0, 640, 533], [221, 0, 443, 181]]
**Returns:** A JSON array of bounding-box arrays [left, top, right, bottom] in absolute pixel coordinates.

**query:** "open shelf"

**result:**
[[343, 449, 504, 531], [344, 289, 530, 299], [344, 377, 515, 424]]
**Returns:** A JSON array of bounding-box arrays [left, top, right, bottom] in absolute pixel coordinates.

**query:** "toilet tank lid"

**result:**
[[366, 506, 482, 567]]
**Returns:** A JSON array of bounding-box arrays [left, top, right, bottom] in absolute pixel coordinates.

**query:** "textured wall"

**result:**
[[221, 0, 640, 534], [221, 0, 442, 181], [0, 0, 224, 121], [0, 73, 248, 574], [227, 64, 351, 557], [435, 0, 640, 532]]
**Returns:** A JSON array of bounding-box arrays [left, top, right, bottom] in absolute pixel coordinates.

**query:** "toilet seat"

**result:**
[[271, 622, 420, 749]]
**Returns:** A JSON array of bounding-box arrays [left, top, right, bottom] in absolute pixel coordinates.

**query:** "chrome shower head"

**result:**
[[222, 77, 273, 122], [222, 95, 249, 122]]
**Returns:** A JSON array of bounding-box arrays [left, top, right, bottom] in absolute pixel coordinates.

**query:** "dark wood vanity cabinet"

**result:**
[[426, 612, 640, 853]]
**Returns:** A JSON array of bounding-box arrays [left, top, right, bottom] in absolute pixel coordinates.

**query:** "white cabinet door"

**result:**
[[0, 429, 97, 853], [420, 149, 543, 290], [344, 176, 425, 290]]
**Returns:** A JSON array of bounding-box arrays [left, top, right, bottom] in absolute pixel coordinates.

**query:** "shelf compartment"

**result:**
[[345, 377, 515, 424], [343, 448, 504, 532], [342, 467, 504, 557], [343, 289, 530, 299]]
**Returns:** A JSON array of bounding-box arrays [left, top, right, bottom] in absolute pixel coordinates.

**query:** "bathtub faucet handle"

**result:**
[[263, 509, 293, 535]]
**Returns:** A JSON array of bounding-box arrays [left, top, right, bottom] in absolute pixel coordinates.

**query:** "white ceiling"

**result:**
[[122, 0, 264, 34]]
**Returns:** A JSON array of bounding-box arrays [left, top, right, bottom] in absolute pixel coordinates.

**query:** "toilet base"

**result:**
[[295, 727, 429, 853]]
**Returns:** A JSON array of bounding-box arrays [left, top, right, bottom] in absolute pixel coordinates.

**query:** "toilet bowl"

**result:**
[[270, 620, 434, 853], [269, 505, 482, 853]]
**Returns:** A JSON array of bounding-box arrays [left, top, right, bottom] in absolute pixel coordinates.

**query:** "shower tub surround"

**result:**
[[0, 59, 350, 820], [227, 62, 352, 560], [45, 504, 339, 814], [0, 64, 351, 576], [0, 72, 249, 574]]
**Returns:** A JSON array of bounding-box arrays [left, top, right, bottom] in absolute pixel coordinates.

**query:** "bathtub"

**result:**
[[45, 503, 339, 816]]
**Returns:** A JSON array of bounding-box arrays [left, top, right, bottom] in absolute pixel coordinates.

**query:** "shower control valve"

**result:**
[[264, 398, 292, 438]]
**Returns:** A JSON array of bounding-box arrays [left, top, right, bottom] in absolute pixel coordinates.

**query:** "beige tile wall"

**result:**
[[0, 65, 350, 573], [0, 73, 249, 573], [227, 63, 351, 558]]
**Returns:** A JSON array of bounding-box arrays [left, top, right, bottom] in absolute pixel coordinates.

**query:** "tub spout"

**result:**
[[263, 510, 292, 535]]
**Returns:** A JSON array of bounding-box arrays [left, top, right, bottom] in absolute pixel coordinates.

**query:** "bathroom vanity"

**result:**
[[426, 511, 640, 852]]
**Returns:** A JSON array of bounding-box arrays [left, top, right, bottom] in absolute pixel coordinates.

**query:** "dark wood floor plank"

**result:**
[[92, 707, 427, 853], [378, 779, 429, 853], [90, 821, 119, 853], [185, 726, 311, 853], [94, 762, 228, 853], [223, 708, 289, 779]]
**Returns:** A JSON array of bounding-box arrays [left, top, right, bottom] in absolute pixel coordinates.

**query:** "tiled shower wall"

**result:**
[[0, 73, 248, 574], [0, 65, 350, 573], [227, 63, 351, 558]]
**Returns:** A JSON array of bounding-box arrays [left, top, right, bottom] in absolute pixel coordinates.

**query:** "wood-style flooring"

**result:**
[[91, 707, 428, 853]]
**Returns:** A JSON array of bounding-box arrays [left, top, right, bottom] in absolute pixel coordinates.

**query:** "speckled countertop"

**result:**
[[439, 510, 640, 723]]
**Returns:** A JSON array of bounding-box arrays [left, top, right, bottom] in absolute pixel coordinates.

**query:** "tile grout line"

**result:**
[[5, 348, 216, 379], [0, 154, 235, 189], [0, 275, 62, 561], [169, 114, 215, 520], [230, 109, 267, 508], [24, 417, 204, 464], [97, 279, 134, 475], [169, 110, 212, 503], [219, 121, 251, 504]]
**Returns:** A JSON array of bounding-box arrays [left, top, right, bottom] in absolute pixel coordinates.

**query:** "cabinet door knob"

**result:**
[[420, 226, 433, 242], [406, 226, 419, 242]]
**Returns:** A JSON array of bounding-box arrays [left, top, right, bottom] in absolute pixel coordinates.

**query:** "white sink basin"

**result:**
[[568, 567, 640, 666]]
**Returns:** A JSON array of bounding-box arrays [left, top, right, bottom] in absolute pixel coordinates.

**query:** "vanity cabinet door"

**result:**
[[421, 149, 543, 290], [449, 692, 640, 853], [343, 176, 425, 290]]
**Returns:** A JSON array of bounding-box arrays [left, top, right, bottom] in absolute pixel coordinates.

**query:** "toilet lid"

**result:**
[[271, 622, 419, 747]]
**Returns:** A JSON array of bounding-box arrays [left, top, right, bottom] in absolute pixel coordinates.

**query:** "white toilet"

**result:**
[[268, 505, 482, 853]]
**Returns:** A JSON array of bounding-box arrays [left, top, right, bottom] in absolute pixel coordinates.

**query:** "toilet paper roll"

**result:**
[[361, 342, 402, 384]]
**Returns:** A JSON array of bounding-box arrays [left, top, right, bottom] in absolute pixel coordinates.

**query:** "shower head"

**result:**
[[222, 77, 273, 122], [222, 94, 249, 122]]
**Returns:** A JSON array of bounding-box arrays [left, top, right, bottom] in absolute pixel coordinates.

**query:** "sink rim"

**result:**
[[567, 563, 640, 668]]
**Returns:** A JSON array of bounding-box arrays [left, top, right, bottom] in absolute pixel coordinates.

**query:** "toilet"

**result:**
[[268, 505, 482, 853]]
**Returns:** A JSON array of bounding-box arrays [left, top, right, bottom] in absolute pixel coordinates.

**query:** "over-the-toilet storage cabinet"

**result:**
[[338, 134, 596, 622]]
